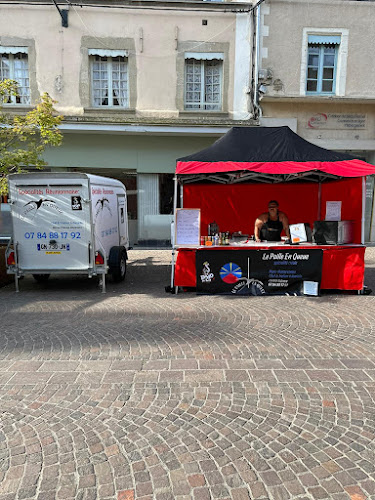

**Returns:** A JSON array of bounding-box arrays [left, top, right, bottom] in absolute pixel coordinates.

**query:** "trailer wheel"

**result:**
[[33, 274, 50, 282], [109, 247, 127, 282]]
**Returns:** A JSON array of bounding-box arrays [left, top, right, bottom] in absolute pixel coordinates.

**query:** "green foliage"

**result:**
[[0, 80, 63, 195]]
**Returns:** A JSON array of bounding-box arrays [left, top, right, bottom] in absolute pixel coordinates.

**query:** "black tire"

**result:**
[[109, 247, 127, 282], [33, 274, 50, 282]]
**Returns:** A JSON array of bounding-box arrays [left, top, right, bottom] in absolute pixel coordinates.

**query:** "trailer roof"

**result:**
[[8, 172, 126, 189]]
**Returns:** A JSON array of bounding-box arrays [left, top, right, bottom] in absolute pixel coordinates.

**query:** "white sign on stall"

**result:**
[[325, 201, 342, 221], [175, 209, 201, 246]]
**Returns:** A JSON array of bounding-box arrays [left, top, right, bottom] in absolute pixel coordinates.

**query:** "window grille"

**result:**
[[91, 55, 129, 107], [0, 52, 30, 105], [185, 58, 222, 111]]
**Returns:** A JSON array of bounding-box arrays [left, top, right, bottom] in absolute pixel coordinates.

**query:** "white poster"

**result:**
[[325, 201, 342, 221], [303, 281, 319, 296], [175, 209, 200, 246]]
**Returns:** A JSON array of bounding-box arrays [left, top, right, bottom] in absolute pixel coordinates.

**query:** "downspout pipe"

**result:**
[[253, 1, 261, 118], [251, 0, 267, 119]]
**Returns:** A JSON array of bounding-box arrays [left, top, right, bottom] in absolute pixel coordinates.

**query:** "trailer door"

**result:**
[[117, 194, 128, 245], [12, 184, 91, 271]]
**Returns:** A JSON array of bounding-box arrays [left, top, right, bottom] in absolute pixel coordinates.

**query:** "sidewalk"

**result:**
[[0, 249, 374, 500]]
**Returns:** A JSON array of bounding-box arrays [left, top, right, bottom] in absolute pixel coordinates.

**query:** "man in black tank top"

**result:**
[[254, 200, 290, 242]]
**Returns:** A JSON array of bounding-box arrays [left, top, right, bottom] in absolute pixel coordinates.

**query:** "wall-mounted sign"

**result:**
[[325, 201, 342, 221], [307, 113, 366, 130]]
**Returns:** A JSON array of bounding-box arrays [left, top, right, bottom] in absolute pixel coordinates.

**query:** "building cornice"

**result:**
[[59, 116, 257, 135], [262, 96, 375, 104], [0, 0, 254, 12]]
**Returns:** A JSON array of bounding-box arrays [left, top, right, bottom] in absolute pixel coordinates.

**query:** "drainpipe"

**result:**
[[252, 0, 267, 120], [253, 2, 261, 118]]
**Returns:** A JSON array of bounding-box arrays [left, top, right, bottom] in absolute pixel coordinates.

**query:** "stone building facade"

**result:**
[[1, 0, 375, 242], [0, 0, 257, 245], [257, 0, 375, 241]]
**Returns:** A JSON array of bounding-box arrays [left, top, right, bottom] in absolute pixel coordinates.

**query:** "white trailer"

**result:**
[[5, 172, 129, 292]]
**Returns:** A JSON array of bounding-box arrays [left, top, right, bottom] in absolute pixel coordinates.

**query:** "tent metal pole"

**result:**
[[369, 178, 375, 242], [171, 176, 179, 292], [362, 176, 366, 245], [317, 182, 322, 220]]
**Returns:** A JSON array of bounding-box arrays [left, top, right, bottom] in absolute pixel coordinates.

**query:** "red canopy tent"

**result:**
[[172, 126, 375, 292]]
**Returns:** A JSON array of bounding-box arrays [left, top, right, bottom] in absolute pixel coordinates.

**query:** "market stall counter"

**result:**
[[174, 242, 365, 295], [170, 127, 375, 296]]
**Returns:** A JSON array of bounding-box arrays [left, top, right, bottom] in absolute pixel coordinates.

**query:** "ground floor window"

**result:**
[[137, 173, 176, 244], [159, 174, 175, 215]]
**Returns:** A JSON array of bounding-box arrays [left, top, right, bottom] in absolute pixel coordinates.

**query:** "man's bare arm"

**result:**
[[254, 217, 265, 242], [280, 213, 290, 238]]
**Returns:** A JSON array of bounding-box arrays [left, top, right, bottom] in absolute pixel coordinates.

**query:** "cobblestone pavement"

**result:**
[[0, 248, 375, 500]]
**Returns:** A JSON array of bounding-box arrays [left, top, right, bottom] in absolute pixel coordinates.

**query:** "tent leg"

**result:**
[[317, 182, 322, 220], [171, 248, 176, 290], [171, 176, 179, 291], [362, 177, 366, 244]]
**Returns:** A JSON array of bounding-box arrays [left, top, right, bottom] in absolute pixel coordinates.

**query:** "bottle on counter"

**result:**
[[208, 221, 219, 236]]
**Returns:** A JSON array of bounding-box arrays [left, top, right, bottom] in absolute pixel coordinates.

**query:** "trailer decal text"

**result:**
[[18, 188, 80, 195], [101, 226, 118, 238], [92, 188, 114, 195]]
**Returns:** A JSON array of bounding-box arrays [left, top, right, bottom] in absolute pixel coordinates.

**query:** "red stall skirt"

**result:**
[[174, 245, 366, 291]]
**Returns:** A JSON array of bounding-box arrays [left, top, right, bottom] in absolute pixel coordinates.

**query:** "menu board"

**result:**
[[175, 209, 201, 246], [325, 201, 342, 221]]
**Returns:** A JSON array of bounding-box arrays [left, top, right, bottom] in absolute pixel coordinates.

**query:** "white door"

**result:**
[[12, 184, 91, 270]]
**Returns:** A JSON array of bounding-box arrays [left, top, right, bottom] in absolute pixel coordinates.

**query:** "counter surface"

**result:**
[[176, 242, 364, 249], [174, 244, 366, 291]]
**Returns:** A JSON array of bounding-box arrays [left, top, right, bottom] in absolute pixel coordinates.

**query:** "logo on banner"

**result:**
[[71, 196, 82, 210], [200, 261, 214, 283], [220, 262, 242, 283]]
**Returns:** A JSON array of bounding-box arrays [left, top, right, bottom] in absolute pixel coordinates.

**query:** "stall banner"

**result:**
[[196, 249, 323, 296]]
